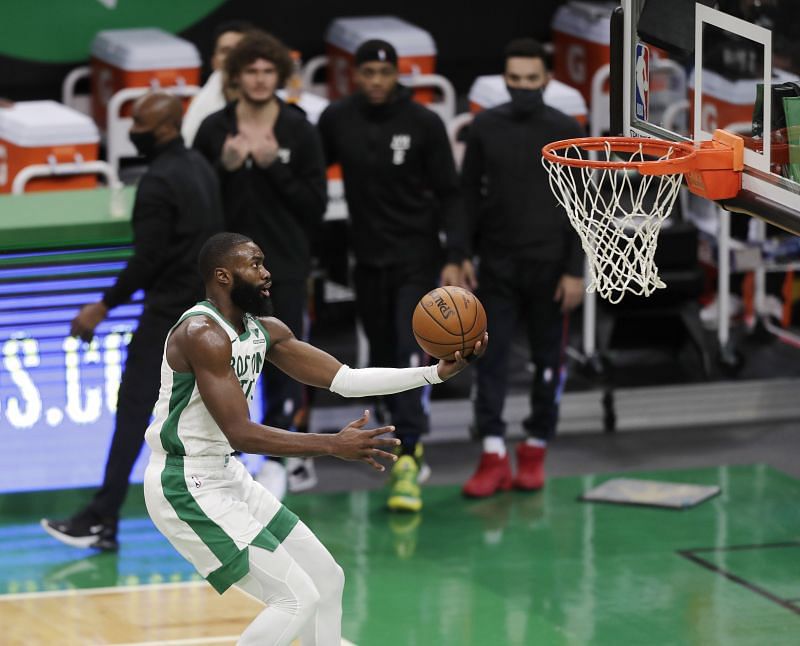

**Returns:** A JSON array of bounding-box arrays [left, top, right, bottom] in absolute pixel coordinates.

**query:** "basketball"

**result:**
[[412, 286, 487, 361]]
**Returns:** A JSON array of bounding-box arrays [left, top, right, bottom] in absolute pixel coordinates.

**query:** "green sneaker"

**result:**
[[392, 443, 431, 483], [387, 455, 422, 512]]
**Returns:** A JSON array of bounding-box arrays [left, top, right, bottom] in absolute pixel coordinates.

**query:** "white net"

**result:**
[[542, 141, 685, 304]]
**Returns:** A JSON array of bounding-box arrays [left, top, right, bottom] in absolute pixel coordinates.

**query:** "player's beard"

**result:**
[[231, 274, 274, 317]]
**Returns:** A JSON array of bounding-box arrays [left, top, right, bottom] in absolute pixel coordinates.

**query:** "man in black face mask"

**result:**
[[459, 38, 585, 499], [41, 92, 224, 551]]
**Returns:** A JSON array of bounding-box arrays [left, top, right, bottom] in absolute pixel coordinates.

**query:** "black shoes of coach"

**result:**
[[40, 512, 119, 551]]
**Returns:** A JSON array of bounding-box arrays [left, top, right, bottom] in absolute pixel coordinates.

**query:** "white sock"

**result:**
[[524, 438, 547, 449], [483, 436, 506, 457]]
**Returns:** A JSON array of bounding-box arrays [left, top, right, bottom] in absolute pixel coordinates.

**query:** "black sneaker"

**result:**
[[40, 514, 119, 551]]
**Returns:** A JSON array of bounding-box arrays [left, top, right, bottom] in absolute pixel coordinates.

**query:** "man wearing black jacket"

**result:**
[[460, 39, 585, 499], [317, 40, 465, 513], [193, 32, 327, 498], [41, 93, 224, 549]]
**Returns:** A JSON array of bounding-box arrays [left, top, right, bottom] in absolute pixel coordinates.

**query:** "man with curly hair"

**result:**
[[194, 32, 328, 498]]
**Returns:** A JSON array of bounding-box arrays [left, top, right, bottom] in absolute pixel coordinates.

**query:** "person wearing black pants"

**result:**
[[193, 32, 327, 497], [87, 310, 175, 525], [318, 40, 465, 512], [460, 39, 585, 498], [353, 264, 439, 439], [473, 257, 567, 445], [41, 92, 225, 549]]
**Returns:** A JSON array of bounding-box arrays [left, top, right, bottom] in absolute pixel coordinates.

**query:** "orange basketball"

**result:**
[[412, 286, 487, 361]]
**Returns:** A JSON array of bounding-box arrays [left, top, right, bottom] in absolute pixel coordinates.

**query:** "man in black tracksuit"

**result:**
[[461, 39, 585, 499], [42, 93, 225, 549], [193, 32, 327, 495], [317, 40, 465, 512]]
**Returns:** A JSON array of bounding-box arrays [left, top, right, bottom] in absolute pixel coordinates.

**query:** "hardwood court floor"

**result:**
[[1, 465, 799, 645]]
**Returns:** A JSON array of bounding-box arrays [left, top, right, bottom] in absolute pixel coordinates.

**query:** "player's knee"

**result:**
[[296, 578, 321, 624], [291, 562, 321, 615], [328, 562, 345, 599], [313, 555, 345, 601]]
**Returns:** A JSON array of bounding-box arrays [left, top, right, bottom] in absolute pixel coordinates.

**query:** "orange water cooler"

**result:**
[[0, 101, 100, 194], [551, 1, 615, 107], [467, 75, 588, 126], [90, 28, 201, 129], [324, 16, 437, 103]]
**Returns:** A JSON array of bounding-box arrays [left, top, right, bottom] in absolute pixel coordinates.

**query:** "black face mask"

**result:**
[[506, 86, 545, 115], [230, 274, 274, 317], [129, 129, 158, 159]]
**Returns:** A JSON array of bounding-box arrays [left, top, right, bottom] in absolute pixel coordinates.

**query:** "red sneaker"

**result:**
[[462, 452, 513, 498], [513, 443, 546, 491]]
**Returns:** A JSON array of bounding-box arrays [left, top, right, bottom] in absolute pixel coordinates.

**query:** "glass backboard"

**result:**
[[615, 0, 800, 235]]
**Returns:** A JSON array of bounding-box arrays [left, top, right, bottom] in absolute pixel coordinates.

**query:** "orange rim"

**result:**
[[542, 136, 697, 175]]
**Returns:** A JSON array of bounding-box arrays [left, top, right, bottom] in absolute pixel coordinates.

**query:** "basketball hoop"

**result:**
[[542, 130, 743, 303]]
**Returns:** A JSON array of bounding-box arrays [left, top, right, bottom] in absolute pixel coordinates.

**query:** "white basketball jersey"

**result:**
[[145, 301, 269, 456]]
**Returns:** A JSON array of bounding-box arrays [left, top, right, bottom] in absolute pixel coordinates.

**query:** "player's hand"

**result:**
[[332, 410, 400, 471], [251, 129, 280, 168], [221, 133, 250, 171], [440, 262, 462, 287], [436, 331, 488, 380], [70, 301, 108, 343], [461, 259, 478, 290], [554, 274, 584, 313]]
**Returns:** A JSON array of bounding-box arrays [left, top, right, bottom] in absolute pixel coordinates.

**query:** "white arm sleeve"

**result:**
[[329, 364, 443, 398]]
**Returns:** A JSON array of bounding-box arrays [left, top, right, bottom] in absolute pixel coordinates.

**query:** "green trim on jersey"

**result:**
[[175, 308, 215, 328], [200, 300, 251, 341], [159, 373, 194, 455]]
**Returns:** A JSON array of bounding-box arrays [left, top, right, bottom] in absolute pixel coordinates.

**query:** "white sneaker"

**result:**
[[286, 457, 318, 493], [256, 459, 287, 501]]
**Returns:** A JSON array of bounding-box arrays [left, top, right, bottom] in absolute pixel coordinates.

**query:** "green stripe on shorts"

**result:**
[[267, 506, 299, 542], [251, 527, 280, 552], [161, 458, 246, 594], [248, 506, 299, 552], [206, 548, 250, 594]]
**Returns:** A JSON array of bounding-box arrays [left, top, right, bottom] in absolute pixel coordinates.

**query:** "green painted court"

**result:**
[[2, 464, 798, 645]]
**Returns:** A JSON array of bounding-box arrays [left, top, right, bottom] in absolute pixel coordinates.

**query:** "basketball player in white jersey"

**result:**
[[143, 232, 487, 645]]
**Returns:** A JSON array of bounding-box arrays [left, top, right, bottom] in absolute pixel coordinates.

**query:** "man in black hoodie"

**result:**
[[460, 39, 585, 499], [317, 40, 465, 513], [41, 92, 224, 550], [193, 32, 328, 497]]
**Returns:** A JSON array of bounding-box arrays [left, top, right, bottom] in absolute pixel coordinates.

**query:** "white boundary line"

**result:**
[[0, 580, 208, 601]]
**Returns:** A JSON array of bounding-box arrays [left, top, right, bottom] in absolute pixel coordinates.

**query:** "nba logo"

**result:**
[[635, 43, 649, 121]]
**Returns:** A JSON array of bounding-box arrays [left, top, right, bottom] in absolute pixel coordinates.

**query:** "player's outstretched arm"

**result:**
[[262, 317, 488, 394], [172, 317, 398, 469]]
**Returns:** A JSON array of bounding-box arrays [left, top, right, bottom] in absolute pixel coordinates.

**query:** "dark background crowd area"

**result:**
[[2, 0, 565, 102]]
